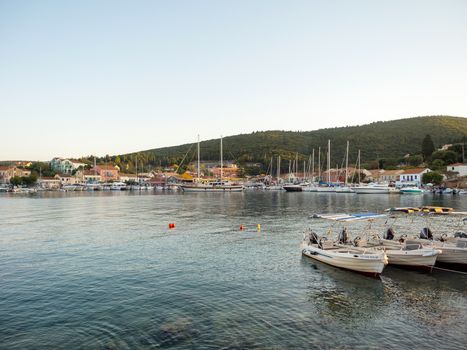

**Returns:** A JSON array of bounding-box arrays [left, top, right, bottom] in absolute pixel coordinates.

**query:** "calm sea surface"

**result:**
[[0, 191, 466, 349]]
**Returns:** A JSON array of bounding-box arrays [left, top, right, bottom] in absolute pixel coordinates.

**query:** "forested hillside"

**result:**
[[93, 116, 466, 172]]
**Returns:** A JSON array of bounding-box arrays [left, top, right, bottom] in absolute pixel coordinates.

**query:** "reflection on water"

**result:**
[[0, 191, 466, 349]]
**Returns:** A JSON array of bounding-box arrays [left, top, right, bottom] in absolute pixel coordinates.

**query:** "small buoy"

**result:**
[[169, 223, 175, 229], [240, 225, 244, 231], [257, 224, 261, 232]]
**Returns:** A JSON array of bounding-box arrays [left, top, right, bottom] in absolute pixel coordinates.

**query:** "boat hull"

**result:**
[[181, 185, 243, 192], [301, 245, 386, 277], [353, 187, 390, 194], [385, 250, 439, 270], [283, 185, 302, 192]]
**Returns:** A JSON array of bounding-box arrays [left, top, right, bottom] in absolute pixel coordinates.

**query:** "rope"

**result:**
[[430, 266, 467, 275]]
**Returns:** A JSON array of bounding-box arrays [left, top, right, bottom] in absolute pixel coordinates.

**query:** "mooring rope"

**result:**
[[429, 266, 467, 275]]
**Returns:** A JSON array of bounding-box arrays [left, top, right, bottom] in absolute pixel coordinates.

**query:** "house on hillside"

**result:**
[[93, 165, 119, 182], [51, 158, 86, 174], [398, 168, 431, 186], [446, 163, 467, 177], [210, 164, 239, 178], [55, 174, 80, 185], [0, 166, 31, 184], [37, 177, 61, 190], [380, 170, 404, 183], [79, 170, 101, 183], [119, 173, 138, 183]]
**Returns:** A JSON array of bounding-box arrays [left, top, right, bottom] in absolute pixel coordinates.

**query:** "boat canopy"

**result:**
[[312, 212, 386, 222]]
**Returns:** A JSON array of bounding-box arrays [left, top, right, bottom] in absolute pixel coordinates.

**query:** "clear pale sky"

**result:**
[[1, 0, 466, 160]]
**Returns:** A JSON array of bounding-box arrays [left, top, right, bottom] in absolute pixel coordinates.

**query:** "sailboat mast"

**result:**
[[303, 160, 306, 181], [295, 153, 298, 176], [358, 149, 361, 184], [345, 140, 349, 186], [327, 140, 331, 184], [277, 156, 281, 183], [220, 135, 223, 181], [311, 149, 315, 183], [197, 135, 200, 181], [136, 156, 138, 183], [318, 147, 321, 183]]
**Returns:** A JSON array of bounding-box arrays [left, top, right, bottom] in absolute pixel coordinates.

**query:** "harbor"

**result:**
[[0, 191, 466, 349]]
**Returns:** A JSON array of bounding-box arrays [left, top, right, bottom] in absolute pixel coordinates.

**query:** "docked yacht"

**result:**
[[353, 183, 391, 194]]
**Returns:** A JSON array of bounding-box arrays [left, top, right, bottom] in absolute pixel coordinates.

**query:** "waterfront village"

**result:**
[[0, 155, 466, 194]]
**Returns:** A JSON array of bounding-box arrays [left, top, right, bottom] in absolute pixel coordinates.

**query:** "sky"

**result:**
[[1, 0, 466, 160]]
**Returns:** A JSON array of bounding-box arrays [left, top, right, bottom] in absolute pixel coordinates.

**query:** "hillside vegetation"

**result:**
[[96, 116, 467, 172]]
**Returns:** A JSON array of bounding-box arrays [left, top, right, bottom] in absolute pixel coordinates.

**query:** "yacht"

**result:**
[[353, 183, 391, 194]]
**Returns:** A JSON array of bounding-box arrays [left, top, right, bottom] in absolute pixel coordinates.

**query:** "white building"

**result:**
[[50, 158, 86, 174], [446, 163, 467, 177], [399, 168, 431, 186]]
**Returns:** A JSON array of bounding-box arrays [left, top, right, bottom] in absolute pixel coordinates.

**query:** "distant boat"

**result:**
[[400, 186, 425, 194], [62, 184, 77, 192], [110, 182, 127, 190], [182, 181, 243, 192], [353, 183, 391, 194], [283, 184, 302, 192]]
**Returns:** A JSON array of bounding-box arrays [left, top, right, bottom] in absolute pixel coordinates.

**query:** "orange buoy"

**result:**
[[169, 223, 175, 229], [240, 224, 244, 231]]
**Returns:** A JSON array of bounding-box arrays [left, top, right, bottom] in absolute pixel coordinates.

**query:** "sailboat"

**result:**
[[180, 135, 243, 192], [266, 156, 283, 190]]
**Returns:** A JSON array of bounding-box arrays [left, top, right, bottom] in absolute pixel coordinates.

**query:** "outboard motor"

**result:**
[[384, 228, 395, 240], [420, 227, 433, 240], [338, 228, 349, 244], [454, 231, 467, 239]]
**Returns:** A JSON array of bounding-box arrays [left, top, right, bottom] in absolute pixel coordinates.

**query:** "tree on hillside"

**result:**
[[431, 150, 459, 165], [422, 134, 435, 160], [422, 171, 443, 186]]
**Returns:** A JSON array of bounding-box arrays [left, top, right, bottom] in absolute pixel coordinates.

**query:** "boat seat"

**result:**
[[354, 239, 368, 247], [321, 241, 335, 250], [404, 240, 422, 250]]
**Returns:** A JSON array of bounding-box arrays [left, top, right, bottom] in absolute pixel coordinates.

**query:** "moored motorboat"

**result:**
[[364, 230, 441, 271], [353, 183, 391, 194], [400, 186, 425, 194], [283, 184, 302, 192], [300, 230, 387, 277]]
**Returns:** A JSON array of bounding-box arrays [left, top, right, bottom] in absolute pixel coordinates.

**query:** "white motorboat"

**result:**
[[300, 231, 387, 277], [266, 185, 283, 191], [110, 182, 127, 190], [353, 183, 391, 194], [412, 229, 467, 271], [364, 231, 441, 271], [62, 184, 76, 192], [400, 186, 425, 194]]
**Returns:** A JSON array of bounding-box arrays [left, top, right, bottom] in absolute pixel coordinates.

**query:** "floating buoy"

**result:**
[[257, 224, 261, 232], [240, 224, 244, 231], [169, 223, 175, 229]]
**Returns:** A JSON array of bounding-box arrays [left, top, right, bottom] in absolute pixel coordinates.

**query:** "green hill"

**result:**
[[101, 116, 467, 172]]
